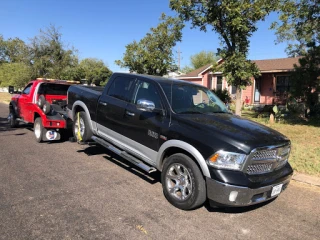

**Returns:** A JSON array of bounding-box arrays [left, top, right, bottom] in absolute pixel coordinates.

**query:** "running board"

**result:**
[[91, 136, 157, 173]]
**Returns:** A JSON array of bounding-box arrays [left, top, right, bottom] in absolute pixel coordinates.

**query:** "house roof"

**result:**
[[253, 57, 301, 72], [178, 63, 212, 78], [178, 57, 301, 78]]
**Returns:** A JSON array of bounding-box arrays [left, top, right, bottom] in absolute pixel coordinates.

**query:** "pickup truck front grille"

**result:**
[[246, 145, 290, 175]]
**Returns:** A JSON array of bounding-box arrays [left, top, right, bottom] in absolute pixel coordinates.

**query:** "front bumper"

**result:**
[[206, 175, 292, 207]]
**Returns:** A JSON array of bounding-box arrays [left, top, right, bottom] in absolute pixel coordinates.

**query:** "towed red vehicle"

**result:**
[[8, 78, 79, 142]]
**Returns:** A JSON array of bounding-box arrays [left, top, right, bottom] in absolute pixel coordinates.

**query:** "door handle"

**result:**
[[125, 111, 135, 116], [100, 102, 107, 106]]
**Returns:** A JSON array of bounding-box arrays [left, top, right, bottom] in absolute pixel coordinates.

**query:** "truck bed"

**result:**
[[67, 85, 104, 121]]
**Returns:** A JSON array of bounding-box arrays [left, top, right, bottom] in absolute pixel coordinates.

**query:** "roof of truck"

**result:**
[[112, 72, 202, 86]]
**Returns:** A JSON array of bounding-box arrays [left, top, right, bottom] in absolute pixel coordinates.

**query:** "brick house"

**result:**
[[177, 57, 301, 105]]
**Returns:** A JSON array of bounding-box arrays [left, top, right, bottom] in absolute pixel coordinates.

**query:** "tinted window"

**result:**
[[133, 80, 162, 109], [107, 77, 134, 102], [22, 83, 33, 95], [38, 83, 70, 95]]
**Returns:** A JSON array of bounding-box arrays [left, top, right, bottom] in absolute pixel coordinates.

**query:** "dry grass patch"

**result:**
[[0, 92, 11, 104], [243, 110, 320, 177]]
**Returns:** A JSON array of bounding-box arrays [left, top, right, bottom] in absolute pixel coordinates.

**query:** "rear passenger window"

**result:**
[[107, 77, 134, 102]]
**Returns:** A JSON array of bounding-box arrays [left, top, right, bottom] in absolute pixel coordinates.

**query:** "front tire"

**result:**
[[161, 153, 206, 210], [73, 111, 92, 142], [9, 112, 18, 128], [34, 117, 44, 143]]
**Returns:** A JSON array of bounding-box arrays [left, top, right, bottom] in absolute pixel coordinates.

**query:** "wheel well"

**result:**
[[160, 147, 204, 175], [74, 105, 84, 113], [34, 112, 40, 121]]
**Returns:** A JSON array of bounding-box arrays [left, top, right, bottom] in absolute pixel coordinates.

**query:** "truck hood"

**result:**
[[175, 113, 289, 152]]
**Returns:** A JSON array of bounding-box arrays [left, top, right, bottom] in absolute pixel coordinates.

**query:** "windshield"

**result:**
[[160, 82, 229, 114]]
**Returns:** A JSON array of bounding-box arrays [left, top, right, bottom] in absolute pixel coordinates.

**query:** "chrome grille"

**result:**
[[246, 145, 290, 175], [252, 150, 277, 160], [247, 163, 273, 174]]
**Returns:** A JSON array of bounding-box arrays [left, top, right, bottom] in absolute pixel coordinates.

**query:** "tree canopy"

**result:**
[[115, 13, 184, 76], [0, 26, 112, 88], [170, 0, 277, 115], [182, 50, 219, 73], [272, 0, 320, 116]]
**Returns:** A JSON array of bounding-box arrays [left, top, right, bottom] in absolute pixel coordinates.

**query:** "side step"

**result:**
[[91, 136, 157, 174]]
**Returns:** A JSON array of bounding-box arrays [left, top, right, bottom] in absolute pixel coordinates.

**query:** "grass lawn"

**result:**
[[242, 110, 320, 177], [0, 92, 11, 104]]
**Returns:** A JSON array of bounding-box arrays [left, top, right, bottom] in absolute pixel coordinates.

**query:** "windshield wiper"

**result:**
[[207, 111, 231, 114]]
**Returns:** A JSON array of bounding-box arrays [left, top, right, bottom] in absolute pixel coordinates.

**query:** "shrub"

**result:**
[[211, 88, 231, 103]]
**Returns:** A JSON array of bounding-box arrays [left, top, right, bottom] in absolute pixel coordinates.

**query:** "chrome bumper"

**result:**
[[206, 176, 292, 207]]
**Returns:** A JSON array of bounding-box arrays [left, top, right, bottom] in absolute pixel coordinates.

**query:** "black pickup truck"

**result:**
[[67, 73, 293, 210]]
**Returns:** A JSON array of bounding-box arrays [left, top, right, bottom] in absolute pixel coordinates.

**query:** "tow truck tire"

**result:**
[[43, 101, 51, 115], [161, 153, 206, 210], [37, 95, 46, 108], [34, 117, 44, 143], [73, 111, 92, 142], [9, 112, 18, 128]]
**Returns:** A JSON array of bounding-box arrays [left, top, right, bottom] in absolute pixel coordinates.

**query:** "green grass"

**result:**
[[242, 110, 320, 177], [0, 92, 11, 104]]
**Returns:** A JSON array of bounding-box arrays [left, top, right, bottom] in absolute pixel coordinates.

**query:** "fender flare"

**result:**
[[156, 140, 211, 178], [71, 101, 95, 133], [9, 101, 19, 117]]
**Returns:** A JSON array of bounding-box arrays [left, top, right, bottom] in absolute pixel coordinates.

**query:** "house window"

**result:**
[[216, 76, 222, 91], [231, 85, 236, 94], [276, 76, 291, 93]]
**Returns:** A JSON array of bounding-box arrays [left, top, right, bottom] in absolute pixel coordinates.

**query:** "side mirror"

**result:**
[[137, 99, 155, 112], [8, 86, 14, 94]]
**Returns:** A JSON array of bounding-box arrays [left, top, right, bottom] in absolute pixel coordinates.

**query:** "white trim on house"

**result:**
[[177, 76, 202, 79], [198, 65, 213, 76]]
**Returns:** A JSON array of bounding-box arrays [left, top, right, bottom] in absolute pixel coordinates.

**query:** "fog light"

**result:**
[[229, 191, 238, 202]]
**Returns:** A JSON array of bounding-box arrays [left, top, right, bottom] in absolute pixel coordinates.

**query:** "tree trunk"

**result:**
[[235, 86, 242, 116]]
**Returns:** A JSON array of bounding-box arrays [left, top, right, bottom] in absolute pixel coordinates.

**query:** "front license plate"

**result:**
[[271, 184, 283, 197]]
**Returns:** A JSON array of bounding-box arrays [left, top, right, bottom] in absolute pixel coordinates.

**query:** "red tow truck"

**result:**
[[8, 78, 79, 142]]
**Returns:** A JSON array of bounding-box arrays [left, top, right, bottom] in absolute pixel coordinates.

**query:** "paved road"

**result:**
[[0, 103, 319, 240]]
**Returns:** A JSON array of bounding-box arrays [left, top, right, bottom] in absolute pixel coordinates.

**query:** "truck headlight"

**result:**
[[207, 151, 246, 171]]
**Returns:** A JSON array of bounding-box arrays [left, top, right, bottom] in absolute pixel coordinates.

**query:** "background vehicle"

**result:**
[[67, 73, 293, 210], [8, 78, 79, 142]]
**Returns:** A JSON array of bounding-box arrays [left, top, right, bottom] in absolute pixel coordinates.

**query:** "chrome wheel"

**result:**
[[165, 163, 193, 201], [34, 121, 41, 138], [74, 117, 85, 138]]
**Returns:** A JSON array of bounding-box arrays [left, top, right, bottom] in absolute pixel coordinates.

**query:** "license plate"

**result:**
[[271, 184, 283, 197]]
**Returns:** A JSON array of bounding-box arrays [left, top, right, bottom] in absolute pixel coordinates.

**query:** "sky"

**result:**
[[0, 0, 289, 72]]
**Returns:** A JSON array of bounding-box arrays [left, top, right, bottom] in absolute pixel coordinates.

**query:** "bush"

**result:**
[[211, 88, 231, 103]]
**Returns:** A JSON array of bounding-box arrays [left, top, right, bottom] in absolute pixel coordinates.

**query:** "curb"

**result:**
[[292, 172, 320, 187]]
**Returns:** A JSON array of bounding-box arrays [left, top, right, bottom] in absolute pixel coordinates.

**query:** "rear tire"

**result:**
[[73, 111, 92, 142], [161, 153, 206, 210], [34, 117, 44, 143]]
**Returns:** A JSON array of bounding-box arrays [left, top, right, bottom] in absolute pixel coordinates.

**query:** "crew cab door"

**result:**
[[96, 76, 135, 138], [17, 83, 34, 121], [121, 79, 168, 164]]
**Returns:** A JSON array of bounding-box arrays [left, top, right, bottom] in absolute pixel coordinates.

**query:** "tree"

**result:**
[[272, 0, 319, 56], [182, 50, 219, 73], [170, 0, 277, 115], [272, 0, 320, 116], [29, 24, 78, 79], [77, 58, 112, 86], [115, 13, 184, 76], [0, 35, 29, 64], [0, 62, 32, 88]]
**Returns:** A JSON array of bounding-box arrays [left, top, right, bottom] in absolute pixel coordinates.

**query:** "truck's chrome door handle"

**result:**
[[100, 102, 107, 106], [126, 111, 135, 116]]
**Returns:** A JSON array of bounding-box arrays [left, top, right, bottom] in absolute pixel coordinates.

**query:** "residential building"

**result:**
[[177, 57, 301, 105]]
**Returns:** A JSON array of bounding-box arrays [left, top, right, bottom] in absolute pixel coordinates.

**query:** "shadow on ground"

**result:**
[[77, 144, 161, 185]]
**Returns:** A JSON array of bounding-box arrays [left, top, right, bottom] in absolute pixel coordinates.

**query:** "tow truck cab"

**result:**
[[8, 78, 79, 142]]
